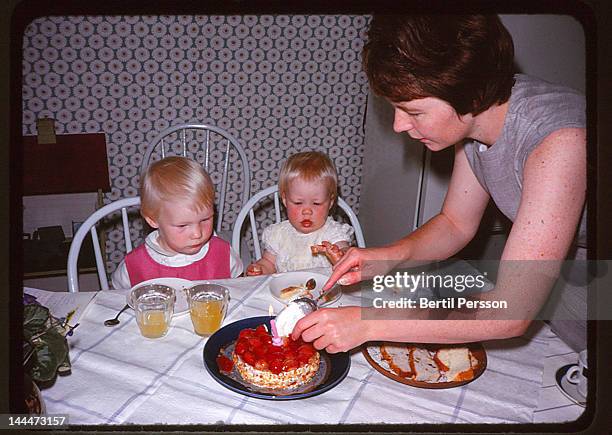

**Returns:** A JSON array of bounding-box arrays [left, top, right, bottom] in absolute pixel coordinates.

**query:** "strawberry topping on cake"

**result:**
[[231, 324, 320, 389]]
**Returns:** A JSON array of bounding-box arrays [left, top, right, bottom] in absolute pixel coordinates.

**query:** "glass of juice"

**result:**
[[129, 284, 175, 339], [185, 284, 229, 336]]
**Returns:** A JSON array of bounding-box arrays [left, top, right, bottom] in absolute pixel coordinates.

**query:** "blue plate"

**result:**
[[203, 316, 350, 400]]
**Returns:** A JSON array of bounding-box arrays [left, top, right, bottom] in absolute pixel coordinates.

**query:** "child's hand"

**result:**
[[311, 241, 345, 265], [246, 263, 263, 276]]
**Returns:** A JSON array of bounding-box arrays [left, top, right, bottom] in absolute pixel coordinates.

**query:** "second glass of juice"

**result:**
[[185, 284, 229, 336]]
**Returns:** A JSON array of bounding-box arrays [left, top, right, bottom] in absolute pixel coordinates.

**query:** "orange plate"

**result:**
[[362, 342, 487, 389]]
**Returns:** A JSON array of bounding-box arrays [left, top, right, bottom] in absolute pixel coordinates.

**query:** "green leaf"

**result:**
[[23, 304, 50, 336], [30, 329, 68, 383], [31, 344, 59, 382]]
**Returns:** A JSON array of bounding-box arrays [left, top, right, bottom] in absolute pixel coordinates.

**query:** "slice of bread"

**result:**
[[411, 348, 441, 382], [380, 343, 414, 378], [435, 347, 474, 382], [378, 343, 478, 383]]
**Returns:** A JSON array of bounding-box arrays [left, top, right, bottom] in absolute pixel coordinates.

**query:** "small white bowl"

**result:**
[[268, 270, 341, 307]]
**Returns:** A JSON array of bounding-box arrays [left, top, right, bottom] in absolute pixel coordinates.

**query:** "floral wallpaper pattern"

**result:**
[[22, 14, 370, 272]]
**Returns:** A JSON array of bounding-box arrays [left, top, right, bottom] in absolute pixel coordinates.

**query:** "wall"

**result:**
[[21, 15, 370, 274], [360, 14, 586, 256], [360, 91, 423, 247]]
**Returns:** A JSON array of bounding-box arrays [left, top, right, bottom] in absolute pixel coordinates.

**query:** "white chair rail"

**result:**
[[67, 197, 141, 293]]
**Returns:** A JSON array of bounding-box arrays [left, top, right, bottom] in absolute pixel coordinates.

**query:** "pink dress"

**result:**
[[125, 236, 231, 286]]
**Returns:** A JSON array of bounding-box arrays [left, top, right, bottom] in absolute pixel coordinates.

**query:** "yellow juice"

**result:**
[[190, 299, 224, 336], [137, 310, 169, 338]]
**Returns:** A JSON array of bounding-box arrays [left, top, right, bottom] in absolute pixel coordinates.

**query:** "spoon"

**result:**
[[305, 278, 316, 290], [290, 296, 318, 314], [104, 304, 130, 326]]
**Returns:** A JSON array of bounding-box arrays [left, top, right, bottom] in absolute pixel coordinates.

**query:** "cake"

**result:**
[[231, 324, 320, 389], [379, 343, 479, 383]]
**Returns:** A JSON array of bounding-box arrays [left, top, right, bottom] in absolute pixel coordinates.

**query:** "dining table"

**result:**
[[32, 268, 585, 426]]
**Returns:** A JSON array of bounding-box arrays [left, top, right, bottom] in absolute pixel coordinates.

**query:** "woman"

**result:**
[[292, 14, 587, 353]]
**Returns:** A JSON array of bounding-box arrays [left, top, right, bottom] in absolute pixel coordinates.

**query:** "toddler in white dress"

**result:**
[[246, 151, 354, 275]]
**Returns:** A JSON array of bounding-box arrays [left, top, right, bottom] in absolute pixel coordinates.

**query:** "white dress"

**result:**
[[262, 217, 354, 273]]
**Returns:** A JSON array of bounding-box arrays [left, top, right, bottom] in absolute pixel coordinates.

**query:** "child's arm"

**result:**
[[246, 250, 277, 276]]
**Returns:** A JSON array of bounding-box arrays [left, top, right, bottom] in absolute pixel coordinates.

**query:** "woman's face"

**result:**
[[282, 178, 333, 234], [390, 97, 473, 151]]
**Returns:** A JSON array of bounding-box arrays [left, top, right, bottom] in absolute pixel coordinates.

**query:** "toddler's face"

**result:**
[[282, 178, 333, 234], [145, 200, 214, 256]]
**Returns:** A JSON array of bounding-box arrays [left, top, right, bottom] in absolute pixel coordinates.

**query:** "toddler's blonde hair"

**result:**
[[278, 151, 338, 202], [140, 156, 215, 219]]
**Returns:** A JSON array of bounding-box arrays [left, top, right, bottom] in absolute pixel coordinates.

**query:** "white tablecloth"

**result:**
[[41, 272, 572, 425]]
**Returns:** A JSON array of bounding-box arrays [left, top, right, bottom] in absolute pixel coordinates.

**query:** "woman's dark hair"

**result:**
[[363, 15, 515, 115]]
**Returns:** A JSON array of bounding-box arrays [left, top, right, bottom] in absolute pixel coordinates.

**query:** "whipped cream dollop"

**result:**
[[275, 302, 308, 337]]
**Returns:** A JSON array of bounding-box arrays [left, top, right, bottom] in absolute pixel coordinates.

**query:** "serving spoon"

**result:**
[[282, 278, 330, 316], [104, 304, 130, 326]]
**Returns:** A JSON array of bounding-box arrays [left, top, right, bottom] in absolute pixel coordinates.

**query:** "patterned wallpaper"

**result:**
[[22, 14, 370, 272]]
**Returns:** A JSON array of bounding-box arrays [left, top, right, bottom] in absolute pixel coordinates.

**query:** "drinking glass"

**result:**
[[185, 284, 229, 336], [129, 284, 175, 339]]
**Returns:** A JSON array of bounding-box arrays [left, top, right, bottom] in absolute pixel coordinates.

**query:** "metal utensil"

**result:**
[[289, 296, 318, 314], [305, 278, 316, 290], [104, 304, 130, 326], [291, 281, 339, 311]]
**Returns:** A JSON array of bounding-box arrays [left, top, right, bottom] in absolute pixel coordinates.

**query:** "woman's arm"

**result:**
[[296, 128, 586, 351], [324, 144, 490, 289], [483, 127, 587, 322], [502, 128, 586, 261]]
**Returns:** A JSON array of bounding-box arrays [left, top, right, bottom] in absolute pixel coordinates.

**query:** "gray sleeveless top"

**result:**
[[464, 74, 587, 249]]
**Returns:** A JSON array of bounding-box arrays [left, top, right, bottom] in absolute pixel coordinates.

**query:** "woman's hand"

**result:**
[[322, 246, 399, 291], [291, 307, 369, 353]]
